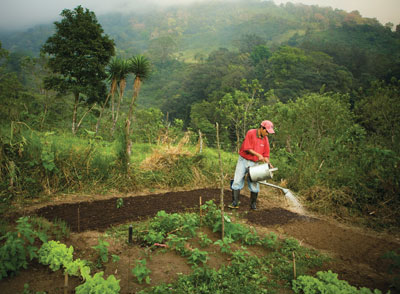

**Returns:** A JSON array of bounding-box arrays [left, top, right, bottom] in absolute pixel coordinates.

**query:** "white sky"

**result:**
[[0, 0, 399, 31]]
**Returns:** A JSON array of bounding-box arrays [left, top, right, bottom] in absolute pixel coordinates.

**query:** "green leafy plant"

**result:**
[[280, 237, 300, 256], [292, 270, 384, 294], [214, 237, 234, 254], [116, 198, 123, 209], [92, 239, 110, 267], [166, 234, 189, 256], [111, 254, 120, 263], [198, 232, 213, 248], [261, 232, 278, 249], [132, 259, 151, 284], [75, 272, 120, 294], [38, 240, 73, 271], [187, 248, 209, 265], [64, 258, 91, 280], [0, 217, 47, 280]]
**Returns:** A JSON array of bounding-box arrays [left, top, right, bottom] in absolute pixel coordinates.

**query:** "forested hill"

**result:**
[[1, 0, 398, 59], [2, 0, 399, 110]]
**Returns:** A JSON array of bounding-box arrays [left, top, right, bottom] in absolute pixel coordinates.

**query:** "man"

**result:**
[[229, 120, 275, 210]]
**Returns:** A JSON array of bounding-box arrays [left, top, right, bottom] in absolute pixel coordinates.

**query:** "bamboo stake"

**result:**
[[216, 122, 225, 239], [292, 251, 296, 279]]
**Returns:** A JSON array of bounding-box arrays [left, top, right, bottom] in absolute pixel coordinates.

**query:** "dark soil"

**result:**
[[4, 188, 400, 293]]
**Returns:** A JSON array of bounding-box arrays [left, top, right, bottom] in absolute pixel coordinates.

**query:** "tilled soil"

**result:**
[[15, 189, 400, 292]]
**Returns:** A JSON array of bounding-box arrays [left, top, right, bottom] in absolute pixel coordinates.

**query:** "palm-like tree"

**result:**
[[125, 55, 150, 156], [111, 59, 130, 134], [95, 57, 122, 135]]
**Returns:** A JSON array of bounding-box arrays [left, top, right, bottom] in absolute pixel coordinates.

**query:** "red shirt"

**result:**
[[239, 129, 270, 162]]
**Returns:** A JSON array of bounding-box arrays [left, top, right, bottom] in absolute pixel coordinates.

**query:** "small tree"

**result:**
[[41, 6, 115, 134]]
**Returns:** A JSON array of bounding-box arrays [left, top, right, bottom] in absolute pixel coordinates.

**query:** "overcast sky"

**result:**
[[0, 0, 399, 31]]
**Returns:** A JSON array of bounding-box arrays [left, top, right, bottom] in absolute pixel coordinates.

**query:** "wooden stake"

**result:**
[[292, 251, 296, 279], [216, 122, 225, 239], [77, 205, 80, 233], [64, 273, 68, 294], [199, 196, 202, 226]]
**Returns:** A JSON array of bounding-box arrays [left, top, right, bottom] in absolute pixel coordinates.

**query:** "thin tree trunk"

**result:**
[[95, 93, 111, 135], [72, 93, 79, 134], [111, 79, 118, 121], [112, 78, 126, 135], [126, 78, 141, 157], [76, 103, 97, 133]]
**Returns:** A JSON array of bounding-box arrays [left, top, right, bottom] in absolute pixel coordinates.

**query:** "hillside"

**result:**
[[0, 0, 390, 59]]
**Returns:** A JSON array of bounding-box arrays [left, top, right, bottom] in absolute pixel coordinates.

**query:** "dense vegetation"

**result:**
[[0, 0, 399, 231]]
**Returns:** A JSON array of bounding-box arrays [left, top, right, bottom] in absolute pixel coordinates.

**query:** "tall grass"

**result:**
[[0, 128, 237, 205]]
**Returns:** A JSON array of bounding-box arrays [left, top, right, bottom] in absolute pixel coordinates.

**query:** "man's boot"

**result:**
[[250, 192, 258, 210], [228, 189, 240, 209]]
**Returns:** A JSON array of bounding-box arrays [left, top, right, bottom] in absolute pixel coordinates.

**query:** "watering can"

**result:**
[[248, 163, 278, 182]]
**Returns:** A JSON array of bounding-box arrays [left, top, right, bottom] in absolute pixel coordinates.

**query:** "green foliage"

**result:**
[[0, 217, 47, 280], [38, 240, 73, 271], [187, 248, 209, 265], [92, 239, 110, 266], [116, 198, 123, 209], [382, 251, 400, 291], [64, 258, 91, 279], [41, 6, 115, 103], [166, 234, 189, 256], [38, 239, 91, 280], [132, 259, 151, 284], [197, 232, 213, 248], [214, 237, 234, 254], [111, 254, 120, 263], [137, 210, 199, 246], [75, 272, 120, 294], [260, 232, 278, 249], [292, 270, 384, 294]]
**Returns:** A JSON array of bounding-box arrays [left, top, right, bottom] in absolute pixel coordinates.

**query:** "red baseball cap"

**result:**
[[261, 120, 275, 134]]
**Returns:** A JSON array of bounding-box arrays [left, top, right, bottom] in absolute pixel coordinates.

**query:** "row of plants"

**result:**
[[2, 204, 398, 293], [109, 201, 391, 293]]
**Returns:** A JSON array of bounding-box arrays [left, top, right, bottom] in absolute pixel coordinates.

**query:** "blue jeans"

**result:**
[[231, 155, 259, 193]]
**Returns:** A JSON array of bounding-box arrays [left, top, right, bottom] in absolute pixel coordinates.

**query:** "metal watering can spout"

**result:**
[[258, 180, 304, 214]]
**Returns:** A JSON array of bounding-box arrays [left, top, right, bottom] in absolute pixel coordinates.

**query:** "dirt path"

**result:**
[[7, 188, 400, 293]]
